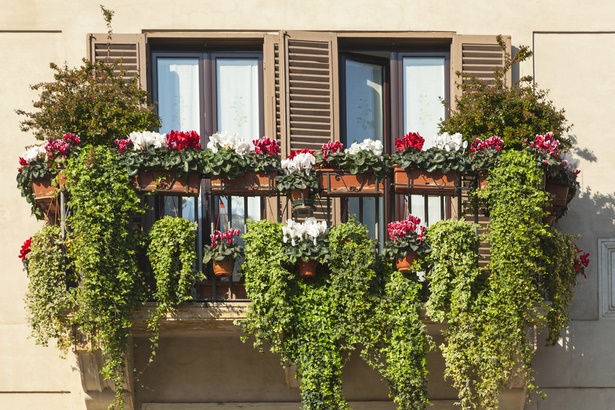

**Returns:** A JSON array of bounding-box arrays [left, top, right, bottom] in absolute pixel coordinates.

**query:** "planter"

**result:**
[[32, 174, 65, 224], [544, 179, 570, 224], [209, 169, 277, 196], [317, 168, 384, 197], [212, 258, 235, 277], [395, 252, 419, 274], [298, 259, 317, 278], [393, 167, 457, 195], [134, 170, 200, 196]]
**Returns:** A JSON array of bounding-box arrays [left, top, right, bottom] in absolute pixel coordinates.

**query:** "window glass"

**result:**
[[156, 58, 200, 132]]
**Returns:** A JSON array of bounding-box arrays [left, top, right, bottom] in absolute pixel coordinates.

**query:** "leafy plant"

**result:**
[[16, 59, 160, 147], [115, 130, 206, 176], [316, 139, 389, 179], [469, 135, 505, 171], [277, 149, 319, 193], [23, 225, 77, 353], [205, 134, 281, 178], [382, 214, 429, 260], [282, 218, 329, 264], [393, 131, 471, 173], [202, 229, 244, 263], [439, 35, 571, 151], [65, 145, 145, 409], [147, 216, 199, 359]]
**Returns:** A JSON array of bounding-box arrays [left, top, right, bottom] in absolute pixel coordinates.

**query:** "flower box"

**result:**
[[134, 170, 200, 196], [392, 167, 458, 195], [544, 179, 570, 224], [317, 168, 384, 197], [208, 170, 277, 196], [32, 174, 65, 224]]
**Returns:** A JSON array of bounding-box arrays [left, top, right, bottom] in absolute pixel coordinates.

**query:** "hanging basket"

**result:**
[[298, 259, 317, 278], [134, 170, 200, 196], [395, 252, 419, 274], [317, 168, 384, 197], [32, 173, 65, 224], [212, 258, 235, 277], [392, 167, 457, 195], [289, 189, 314, 216], [208, 169, 277, 196], [544, 179, 570, 224]]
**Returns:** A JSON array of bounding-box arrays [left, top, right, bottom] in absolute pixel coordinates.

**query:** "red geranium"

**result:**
[[395, 131, 425, 152]]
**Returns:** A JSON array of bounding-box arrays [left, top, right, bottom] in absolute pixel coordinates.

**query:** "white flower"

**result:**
[[434, 132, 467, 152], [21, 145, 46, 163], [128, 131, 166, 151], [345, 139, 384, 158], [207, 131, 250, 156], [303, 217, 327, 245], [283, 217, 327, 246], [281, 152, 315, 176]]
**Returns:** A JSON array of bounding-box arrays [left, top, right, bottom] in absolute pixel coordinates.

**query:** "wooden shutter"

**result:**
[[273, 31, 338, 156], [87, 33, 148, 91], [450, 34, 511, 110]]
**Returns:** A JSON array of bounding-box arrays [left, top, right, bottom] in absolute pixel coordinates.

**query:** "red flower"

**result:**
[[529, 132, 560, 158], [573, 243, 590, 278], [253, 137, 280, 156], [19, 237, 32, 263], [166, 130, 201, 150], [387, 214, 425, 243], [114, 138, 133, 153], [471, 135, 504, 152], [321, 141, 344, 161], [287, 148, 314, 160], [394, 132, 424, 153]]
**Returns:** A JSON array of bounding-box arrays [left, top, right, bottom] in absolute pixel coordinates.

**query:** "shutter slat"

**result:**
[[87, 34, 146, 90]]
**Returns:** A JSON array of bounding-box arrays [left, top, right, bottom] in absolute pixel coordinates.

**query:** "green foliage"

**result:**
[[147, 216, 199, 358], [203, 148, 250, 179], [393, 146, 471, 174], [16, 59, 160, 146], [24, 225, 76, 353], [276, 171, 320, 193], [439, 36, 570, 151], [65, 145, 145, 409], [316, 149, 390, 180], [283, 238, 329, 265], [119, 146, 206, 176]]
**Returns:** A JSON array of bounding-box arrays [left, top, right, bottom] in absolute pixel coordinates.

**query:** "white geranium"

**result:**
[[281, 152, 316, 176], [434, 132, 468, 152], [128, 131, 167, 151], [21, 145, 47, 164], [345, 138, 384, 158], [207, 131, 250, 156], [283, 217, 327, 246]]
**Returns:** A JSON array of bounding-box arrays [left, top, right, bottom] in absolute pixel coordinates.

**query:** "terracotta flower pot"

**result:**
[[317, 168, 384, 197], [298, 259, 317, 278], [134, 170, 200, 196], [31, 173, 65, 224], [393, 167, 457, 195], [209, 169, 277, 196], [395, 252, 419, 273], [212, 258, 235, 277]]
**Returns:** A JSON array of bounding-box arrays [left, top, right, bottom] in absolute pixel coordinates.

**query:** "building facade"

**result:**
[[2, 1, 614, 409]]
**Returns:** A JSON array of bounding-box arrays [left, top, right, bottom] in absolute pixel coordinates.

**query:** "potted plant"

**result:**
[[382, 214, 429, 274], [282, 217, 329, 278], [17, 132, 81, 221], [277, 149, 319, 214], [469, 135, 505, 188], [205, 133, 280, 195], [392, 131, 469, 195], [115, 130, 205, 196], [526, 132, 580, 222], [315, 139, 388, 197], [203, 229, 244, 277]]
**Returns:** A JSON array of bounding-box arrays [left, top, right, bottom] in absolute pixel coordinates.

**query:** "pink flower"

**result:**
[[253, 137, 280, 156], [471, 136, 504, 152], [114, 138, 133, 153], [387, 214, 425, 244], [529, 132, 560, 159], [573, 243, 590, 278]]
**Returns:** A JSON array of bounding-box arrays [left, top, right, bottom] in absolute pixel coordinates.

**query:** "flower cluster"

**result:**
[[166, 130, 201, 150], [117, 131, 166, 152], [573, 244, 590, 278], [210, 229, 241, 248], [471, 135, 505, 152], [19, 132, 81, 170], [529, 132, 560, 159], [434, 132, 467, 152], [206, 131, 249, 155], [383, 214, 429, 259], [321, 141, 344, 161], [44, 132, 81, 156], [345, 138, 384, 158], [253, 137, 280, 156], [19, 237, 32, 264], [19, 145, 46, 167], [282, 217, 327, 246], [387, 214, 426, 244], [281, 149, 316, 175], [395, 131, 425, 153]]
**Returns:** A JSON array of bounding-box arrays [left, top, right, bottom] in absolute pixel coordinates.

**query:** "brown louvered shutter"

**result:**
[[278, 31, 338, 156], [87, 33, 147, 91], [450, 34, 511, 110]]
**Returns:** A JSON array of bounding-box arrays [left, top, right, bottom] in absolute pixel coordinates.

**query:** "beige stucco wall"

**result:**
[[1, 1, 615, 409]]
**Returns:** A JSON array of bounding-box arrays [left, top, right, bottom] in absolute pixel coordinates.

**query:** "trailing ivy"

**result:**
[[147, 216, 199, 360], [65, 145, 145, 409], [24, 225, 76, 353]]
